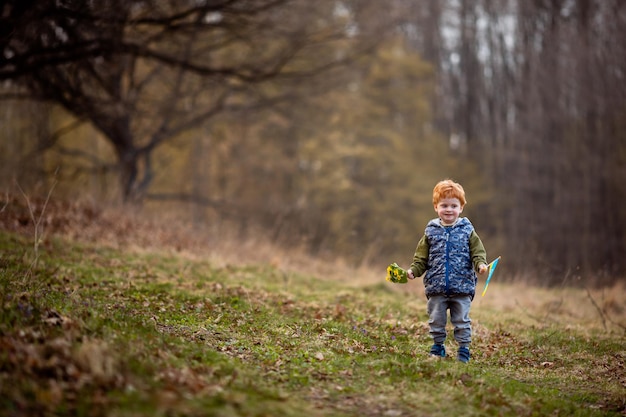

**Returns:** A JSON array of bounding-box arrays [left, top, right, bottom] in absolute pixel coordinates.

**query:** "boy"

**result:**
[[407, 179, 488, 363]]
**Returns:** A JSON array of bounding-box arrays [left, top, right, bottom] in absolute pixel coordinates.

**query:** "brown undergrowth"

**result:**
[[2, 192, 625, 332], [1, 193, 625, 416]]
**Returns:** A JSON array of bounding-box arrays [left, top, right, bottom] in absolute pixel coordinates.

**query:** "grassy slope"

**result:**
[[1, 230, 625, 416]]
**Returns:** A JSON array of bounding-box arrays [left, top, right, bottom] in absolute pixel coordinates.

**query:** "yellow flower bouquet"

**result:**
[[385, 262, 408, 284]]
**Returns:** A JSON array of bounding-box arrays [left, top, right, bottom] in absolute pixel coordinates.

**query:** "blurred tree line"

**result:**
[[1, 0, 625, 284]]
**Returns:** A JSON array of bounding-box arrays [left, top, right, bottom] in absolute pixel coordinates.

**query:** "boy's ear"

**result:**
[[433, 204, 438, 212]]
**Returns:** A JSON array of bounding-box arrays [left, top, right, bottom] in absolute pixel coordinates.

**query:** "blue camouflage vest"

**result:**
[[424, 217, 477, 299]]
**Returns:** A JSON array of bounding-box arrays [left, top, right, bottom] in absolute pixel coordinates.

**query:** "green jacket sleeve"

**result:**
[[470, 230, 487, 272], [409, 235, 429, 277]]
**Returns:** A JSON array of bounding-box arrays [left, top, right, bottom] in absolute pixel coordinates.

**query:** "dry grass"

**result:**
[[2, 193, 626, 416], [2, 192, 625, 335], [391, 280, 626, 334]]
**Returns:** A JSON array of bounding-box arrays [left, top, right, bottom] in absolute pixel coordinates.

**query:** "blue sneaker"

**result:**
[[457, 346, 470, 363], [429, 344, 446, 358]]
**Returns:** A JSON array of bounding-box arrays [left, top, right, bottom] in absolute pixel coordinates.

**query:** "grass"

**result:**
[[0, 230, 625, 417]]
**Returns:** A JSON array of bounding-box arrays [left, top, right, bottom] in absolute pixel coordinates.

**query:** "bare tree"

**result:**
[[1, 0, 375, 202], [398, 0, 626, 279]]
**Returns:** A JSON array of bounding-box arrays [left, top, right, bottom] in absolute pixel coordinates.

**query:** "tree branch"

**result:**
[[585, 288, 626, 333]]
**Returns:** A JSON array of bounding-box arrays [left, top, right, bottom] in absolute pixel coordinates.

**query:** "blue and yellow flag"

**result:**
[[481, 256, 501, 296]]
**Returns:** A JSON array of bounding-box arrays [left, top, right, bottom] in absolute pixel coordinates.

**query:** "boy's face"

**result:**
[[434, 197, 463, 224]]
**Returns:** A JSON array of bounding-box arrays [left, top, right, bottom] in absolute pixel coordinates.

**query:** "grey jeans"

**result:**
[[426, 295, 472, 347]]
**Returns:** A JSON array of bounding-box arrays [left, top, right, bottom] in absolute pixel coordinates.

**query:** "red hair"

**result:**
[[432, 179, 466, 206]]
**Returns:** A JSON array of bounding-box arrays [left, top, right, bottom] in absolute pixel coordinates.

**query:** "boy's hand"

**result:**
[[407, 269, 415, 280], [478, 263, 488, 275]]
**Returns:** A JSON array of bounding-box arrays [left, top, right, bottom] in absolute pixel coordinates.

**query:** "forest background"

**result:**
[[2, 0, 625, 285]]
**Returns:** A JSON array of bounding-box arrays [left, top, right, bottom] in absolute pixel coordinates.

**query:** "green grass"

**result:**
[[0, 231, 624, 416]]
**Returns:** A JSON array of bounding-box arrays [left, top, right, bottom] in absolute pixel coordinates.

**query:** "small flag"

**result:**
[[386, 262, 408, 284], [481, 256, 501, 297]]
